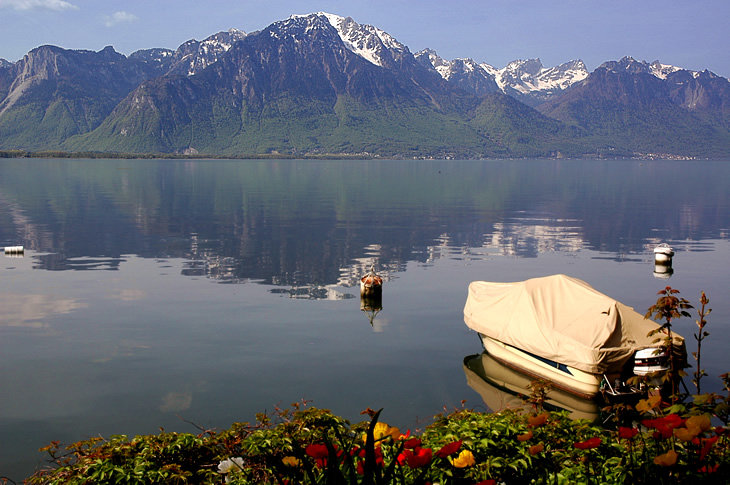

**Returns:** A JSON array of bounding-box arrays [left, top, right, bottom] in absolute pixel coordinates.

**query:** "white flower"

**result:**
[[217, 457, 244, 474]]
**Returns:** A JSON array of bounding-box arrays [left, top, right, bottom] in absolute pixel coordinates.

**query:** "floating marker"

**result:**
[[653, 243, 674, 264], [3, 246, 24, 254]]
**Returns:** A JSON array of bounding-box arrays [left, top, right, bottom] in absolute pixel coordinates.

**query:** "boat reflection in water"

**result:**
[[360, 295, 383, 327], [463, 352, 600, 422]]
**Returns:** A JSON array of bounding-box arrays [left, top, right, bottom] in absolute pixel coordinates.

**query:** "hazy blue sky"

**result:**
[[1, 0, 728, 77]]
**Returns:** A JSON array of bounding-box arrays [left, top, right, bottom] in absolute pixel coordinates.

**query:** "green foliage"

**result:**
[[28, 399, 730, 484]]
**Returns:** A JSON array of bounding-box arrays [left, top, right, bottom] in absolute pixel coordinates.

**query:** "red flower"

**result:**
[[474, 481, 497, 485], [573, 437, 601, 450], [700, 436, 719, 461], [305, 443, 329, 467], [642, 414, 684, 439], [403, 438, 422, 449], [618, 427, 639, 440], [436, 440, 462, 458], [398, 447, 433, 468], [698, 464, 719, 474], [305, 443, 328, 458]]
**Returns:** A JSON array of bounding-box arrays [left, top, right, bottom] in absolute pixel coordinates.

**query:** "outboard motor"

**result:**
[[633, 347, 670, 376]]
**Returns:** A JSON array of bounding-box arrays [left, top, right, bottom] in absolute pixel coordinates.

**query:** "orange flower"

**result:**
[[636, 394, 662, 413], [686, 414, 712, 432], [674, 426, 701, 442], [517, 430, 533, 442], [529, 443, 544, 455], [654, 449, 678, 467], [281, 456, 301, 467], [527, 412, 548, 428]]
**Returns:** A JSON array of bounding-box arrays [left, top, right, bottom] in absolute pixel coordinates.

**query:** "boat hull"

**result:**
[[479, 334, 603, 400]]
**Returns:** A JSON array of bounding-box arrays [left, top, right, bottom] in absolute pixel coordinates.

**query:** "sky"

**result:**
[[0, 0, 728, 77]]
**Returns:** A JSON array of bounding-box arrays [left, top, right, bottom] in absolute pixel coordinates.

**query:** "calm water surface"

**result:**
[[1, 159, 729, 479]]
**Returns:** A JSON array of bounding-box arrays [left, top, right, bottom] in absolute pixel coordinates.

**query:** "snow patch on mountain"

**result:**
[[497, 59, 588, 94], [650, 61, 682, 80], [289, 12, 407, 67], [179, 28, 247, 76], [418, 49, 587, 100]]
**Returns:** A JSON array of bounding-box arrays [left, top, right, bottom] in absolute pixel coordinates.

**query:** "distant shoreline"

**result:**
[[0, 150, 705, 161], [0, 150, 374, 160]]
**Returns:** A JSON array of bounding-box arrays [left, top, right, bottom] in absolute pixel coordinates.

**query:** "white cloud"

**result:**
[[0, 0, 78, 10], [104, 10, 138, 27]]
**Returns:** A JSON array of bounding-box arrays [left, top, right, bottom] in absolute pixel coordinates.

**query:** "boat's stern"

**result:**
[[633, 347, 670, 376]]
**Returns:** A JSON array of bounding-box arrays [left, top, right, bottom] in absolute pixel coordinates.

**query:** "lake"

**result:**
[[1, 158, 729, 479]]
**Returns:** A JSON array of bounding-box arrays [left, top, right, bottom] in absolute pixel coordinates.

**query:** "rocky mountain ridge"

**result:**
[[0, 12, 728, 158]]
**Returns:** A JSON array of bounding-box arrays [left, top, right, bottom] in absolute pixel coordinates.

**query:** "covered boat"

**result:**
[[463, 274, 683, 399]]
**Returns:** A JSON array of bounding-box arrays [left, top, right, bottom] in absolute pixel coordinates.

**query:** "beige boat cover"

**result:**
[[463, 274, 678, 374]]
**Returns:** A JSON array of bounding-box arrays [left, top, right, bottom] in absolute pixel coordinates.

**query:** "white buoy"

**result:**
[[653, 243, 674, 264], [3, 246, 24, 254]]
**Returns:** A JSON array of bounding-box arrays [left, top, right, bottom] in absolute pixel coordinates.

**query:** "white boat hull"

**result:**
[[479, 334, 603, 400]]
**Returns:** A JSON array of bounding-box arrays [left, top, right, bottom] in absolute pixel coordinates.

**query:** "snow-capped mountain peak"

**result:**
[[650, 61, 684, 79], [289, 12, 407, 67], [418, 50, 587, 103], [174, 28, 247, 76]]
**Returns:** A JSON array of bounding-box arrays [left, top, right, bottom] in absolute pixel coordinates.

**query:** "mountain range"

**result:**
[[1, 12, 729, 159]]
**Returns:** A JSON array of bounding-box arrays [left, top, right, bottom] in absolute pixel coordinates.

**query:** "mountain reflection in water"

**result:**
[[1, 159, 729, 297]]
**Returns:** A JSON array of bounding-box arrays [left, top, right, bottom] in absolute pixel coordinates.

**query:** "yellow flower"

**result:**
[[450, 449, 476, 468], [686, 414, 712, 432], [654, 449, 678, 467], [636, 394, 662, 413], [282, 456, 301, 467], [363, 422, 401, 443]]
